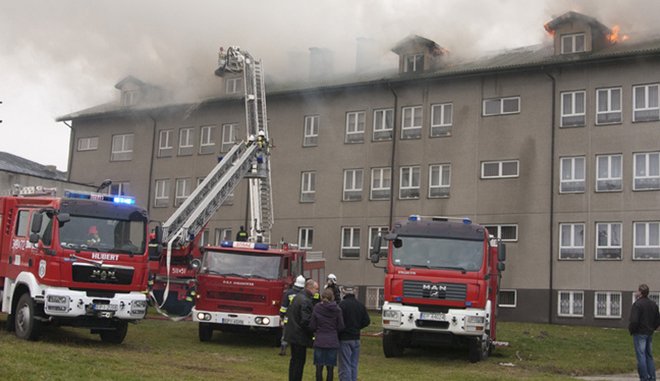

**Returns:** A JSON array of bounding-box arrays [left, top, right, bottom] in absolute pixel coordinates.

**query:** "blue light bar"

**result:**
[[64, 190, 136, 205], [220, 240, 269, 250], [113, 196, 135, 205], [408, 215, 421, 221], [463, 218, 472, 224]]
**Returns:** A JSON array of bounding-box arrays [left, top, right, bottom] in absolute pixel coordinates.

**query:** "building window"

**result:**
[[561, 91, 586, 127], [178, 128, 194, 156], [303, 115, 319, 147], [560, 156, 586, 193], [121, 90, 138, 106], [401, 106, 422, 139], [158, 130, 174, 157], [596, 222, 622, 260], [215, 228, 232, 245], [345, 111, 365, 143], [594, 292, 622, 319], [482, 97, 520, 116], [399, 166, 420, 199], [633, 84, 660, 122], [430, 103, 452, 137], [428, 164, 450, 198], [366, 287, 385, 309], [199, 230, 210, 247], [174, 178, 191, 207], [561, 33, 585, 54], [370, 167, 391, 200], [225, 77, 242, 94], [343, 169, 363, 201], [369, 226, 389, 257], [341, 227, 360, 259], [558, 291, 584, 317], [298, 227, 314, 250], [373, 108, 393, 141], [221, 123, 238, 152], [404, 53, 424, 72], [300, 171, 316, 202], [634, 222, 660, 260], [108, 182, 129, 196], [633, 152, 660, 190], [111, 134, 134, 161], [498, 290, 517, 308], [484, 224, 518, 242], [481, 160, 519, 179], [77, 137, 98, 151], [154, 179, 170, 208], [596, 87, 622, 124], [199, 125, 217, 155], [559, 223, 584, 260], [596, 154, 622, 192]]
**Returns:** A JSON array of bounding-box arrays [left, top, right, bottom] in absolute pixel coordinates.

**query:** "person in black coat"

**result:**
[[284, 279, 319, 381], [337, 285, 370, 381], [629, 283, 660, 381]]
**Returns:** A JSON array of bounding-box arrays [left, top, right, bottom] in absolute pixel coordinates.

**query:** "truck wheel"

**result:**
[[199, 323, 213, 342], [14, 293, 41, 341], [382, 329, 404, 358], [100, 321, 128, 344], [468, 334, 490, 363]]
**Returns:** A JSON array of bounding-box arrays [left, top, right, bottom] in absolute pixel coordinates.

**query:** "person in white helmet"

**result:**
[[325, 274, 341, 303], [279, 275, 306, 356]]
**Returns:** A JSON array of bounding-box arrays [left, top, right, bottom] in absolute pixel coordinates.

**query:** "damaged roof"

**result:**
[[0, 151, 67, 181]]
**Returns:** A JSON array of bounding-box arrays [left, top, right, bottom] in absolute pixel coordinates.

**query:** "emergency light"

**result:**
[[64, 190, 136, 205], [220, 240, 269, 250]]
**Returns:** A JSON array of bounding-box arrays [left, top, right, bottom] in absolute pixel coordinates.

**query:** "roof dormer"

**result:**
[[544, 11, 613, 56], [391, 35, 447, 74], [115, 76, 146, 107]]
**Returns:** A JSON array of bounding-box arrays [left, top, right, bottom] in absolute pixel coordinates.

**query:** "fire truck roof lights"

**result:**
[[408, 215, 472, 224], [64, 190, 136, 205], [220, 240, 269, 250]]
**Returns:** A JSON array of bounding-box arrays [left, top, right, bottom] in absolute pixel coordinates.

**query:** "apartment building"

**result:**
[[58, 12, 660, 327]]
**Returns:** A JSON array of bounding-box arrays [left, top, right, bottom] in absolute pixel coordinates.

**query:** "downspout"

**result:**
[[62, 120, 74, 181], [545, 71, 556, 324], [147, 114, 157, 212], [387, 82, 399, 228]]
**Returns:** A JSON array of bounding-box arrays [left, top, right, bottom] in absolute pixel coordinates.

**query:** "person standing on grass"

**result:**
[[310, 288, 345, 381], [285, 279, 319, 381], [629, 283, 660, 381], [337, 285, 370, 381]]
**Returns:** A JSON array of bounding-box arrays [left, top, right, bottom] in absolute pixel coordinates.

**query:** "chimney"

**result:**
[[309, 47, 334, 80], [356, 37, 379, 73], [45, 165, 57, 172]]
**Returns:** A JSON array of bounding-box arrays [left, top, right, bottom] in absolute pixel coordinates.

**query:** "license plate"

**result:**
[[420, 312, 445, 321], [94, 304, 118, 312], [222, 318, 244, 325]]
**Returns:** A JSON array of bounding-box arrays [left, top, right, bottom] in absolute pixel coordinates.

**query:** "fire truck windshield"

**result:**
[[391, 236, 484, 272], [202, 251, 281, 280], [58, 215, 146, 255]]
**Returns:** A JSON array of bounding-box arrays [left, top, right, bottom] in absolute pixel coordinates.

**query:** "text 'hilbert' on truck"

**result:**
[[0, 189, 151, 344], [370, 215, 506, 363]]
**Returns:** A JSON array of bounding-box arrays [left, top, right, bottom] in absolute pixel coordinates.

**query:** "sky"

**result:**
[[1, 0, 659, 172]]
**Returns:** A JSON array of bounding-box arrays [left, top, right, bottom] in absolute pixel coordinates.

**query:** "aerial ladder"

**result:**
[[150, 46, 274, 316]]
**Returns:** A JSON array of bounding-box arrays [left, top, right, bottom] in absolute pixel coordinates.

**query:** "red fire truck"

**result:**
[[0, 189, 150, 343], [370, 215, 506, 362]]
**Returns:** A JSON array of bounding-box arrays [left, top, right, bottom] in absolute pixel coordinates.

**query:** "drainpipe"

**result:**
[[62, 120, 74, 181], [545, 71, 557, 324], [387, 83, 399, 229], [147, 114, 157, 212]]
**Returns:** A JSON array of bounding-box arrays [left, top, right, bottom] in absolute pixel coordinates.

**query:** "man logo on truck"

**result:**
[[422, 283, 447, 299]]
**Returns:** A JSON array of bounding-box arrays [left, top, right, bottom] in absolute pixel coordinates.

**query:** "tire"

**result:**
[[14, 293, 41, 341], [468, 333, 491, 363], [99, 321, 128, 344], [382, 329, 404, 358], [199, 323, 213, 342]]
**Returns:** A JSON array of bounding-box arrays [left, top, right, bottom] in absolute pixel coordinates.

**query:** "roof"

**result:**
[[391, 34, 445, 56], [544, 11, 610, 34], [0, 151, 67, 181]]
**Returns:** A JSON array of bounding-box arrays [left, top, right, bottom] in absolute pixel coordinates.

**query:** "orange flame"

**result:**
[[608, 25, 629, 43]]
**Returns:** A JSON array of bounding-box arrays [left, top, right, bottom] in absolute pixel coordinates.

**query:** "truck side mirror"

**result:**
[[31, 213, 43, 234], [153, 225, 163, 245], [29, 233, 40, 244], [497, 262, 506, 272], [57, 213, 71, 226], [370, 253, 380, 264], [498, 243, 506, 261]]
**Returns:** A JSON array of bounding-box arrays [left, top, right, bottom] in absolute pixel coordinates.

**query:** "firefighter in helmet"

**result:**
[[279, 275, 306, 355]]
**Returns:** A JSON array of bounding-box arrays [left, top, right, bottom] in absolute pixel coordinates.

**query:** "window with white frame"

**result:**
[[174, 178, 191, 207], [633, 292, 660, 307], [121, 90, 138, 106], [178, 128, 194, 156], [401, 106, 422, 139], [111, 134, 134, 161], [634, 222, 660, 260], [215, 228, 232, 245], [225, 77, 242, 94], [200, 230, 209, 247], [199, 125, 216, 154], [154, 179, 170, 208], [345, 111, 365, 143], [373, 108, 393, 141], [108, 182, 129, 196], [158, 130, 174, 157], [366, 287, 384, 309], [404, 53, 424, 73], [560, 156, 586, 193], [594, 292, 622, 318], [484, 224, 518, 242], [429, 164, 450, 198], [77, 137, 98, 151], [561, 33, 585, 54], [343, 169, 363, 201], [561, 91, 586, 127], [558, 291, 584, 317], [298, 227, 314, 250], [300, 171, 316, 202], [633, 84, 660, 122], [482, 97, 520, 116], [370, 167, 391, 200], [634, 152, 660, 190], [369, 226, 389, 256], [498, 290, 517, 308], [303, 115, 319, 147], [399, 166, 420, 199], [430, 103, 453, 137], [596, 222, 622, 260], [559, 223, 584, 260], [481, 160, 519, 179], [596, 87, 622, 124], [596, 154, 622, 192], [221, 123, 237, 152], [341, 227, 360, 258]]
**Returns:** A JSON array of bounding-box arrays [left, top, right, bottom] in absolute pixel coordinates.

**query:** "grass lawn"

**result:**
[[0, 311, 638, 381]]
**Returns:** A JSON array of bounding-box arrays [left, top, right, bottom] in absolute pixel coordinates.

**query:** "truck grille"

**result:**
[[403, 280, 466, 301], [72, 264, 133, 285]]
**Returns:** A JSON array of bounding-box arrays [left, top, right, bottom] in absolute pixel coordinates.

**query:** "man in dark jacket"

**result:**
[[284, 279, 319, 381], [279, 275, 306, 356], [629, 283, 660, 381], [337, 285, 370, 381]]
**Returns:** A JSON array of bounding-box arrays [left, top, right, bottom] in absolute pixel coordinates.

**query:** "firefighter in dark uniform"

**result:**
[[236, 226, 248, 242], [279, 275, 305, 355]]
